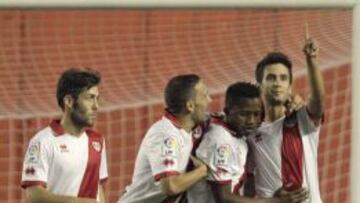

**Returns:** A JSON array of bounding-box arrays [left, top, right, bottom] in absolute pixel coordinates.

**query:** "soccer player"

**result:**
[[118, 74, 211, 203], [21, 68, 107, 203], [247, 31, 325, 203], [188, 82, 308, 203]]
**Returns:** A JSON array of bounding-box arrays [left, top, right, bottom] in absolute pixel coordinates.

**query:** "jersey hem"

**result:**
[[21, 181, 47, 189]]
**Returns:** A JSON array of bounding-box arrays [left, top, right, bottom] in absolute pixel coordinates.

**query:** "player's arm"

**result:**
[[22, 139, 97, 203], [99, 185, 105, 203], [216, 184, 308, 203], [25, 186, 98, 203], [303, 25, 325, 124], [160, 156, 207, 195]]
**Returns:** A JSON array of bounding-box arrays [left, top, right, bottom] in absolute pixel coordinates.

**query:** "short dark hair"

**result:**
[[255, 52, 293, 84], [165, 74, 200, 115], [225, 82, 261, 111], [56, 68, 101, 110]]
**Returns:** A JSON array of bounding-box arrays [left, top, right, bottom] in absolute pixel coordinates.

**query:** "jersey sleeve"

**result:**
[[146, 133, 183, 181], [99, 138, 108, 184], [297, 106, 322, 135], [21, 137, 51, 189], [196, 132, 233, 185]]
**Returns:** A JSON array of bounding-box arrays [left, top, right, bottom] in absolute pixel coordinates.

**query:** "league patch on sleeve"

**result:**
[[214, 144, 232, 167], [161, 136, 179, 158], [26, 142, 41, 164]]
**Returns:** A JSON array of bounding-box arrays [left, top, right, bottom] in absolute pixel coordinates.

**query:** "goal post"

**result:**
[[0, 0, 356, 8], [352, 2, 360, 203]]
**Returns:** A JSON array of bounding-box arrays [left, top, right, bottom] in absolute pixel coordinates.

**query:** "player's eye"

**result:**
[[280, 75, 288, 81], [266, 75, 275, 81]]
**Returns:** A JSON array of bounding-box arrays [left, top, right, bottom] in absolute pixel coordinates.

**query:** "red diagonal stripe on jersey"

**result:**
[[77, 130, 103, 199], [281, 124, 303, 191]]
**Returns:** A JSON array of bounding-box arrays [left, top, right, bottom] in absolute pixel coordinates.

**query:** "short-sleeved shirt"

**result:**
[[187, 118, 248, 203], [247, 107, 322, 203], [118, 111, 194, 203], [21, 120, 108, 200]]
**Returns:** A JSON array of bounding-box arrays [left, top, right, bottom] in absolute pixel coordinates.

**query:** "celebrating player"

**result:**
[[188, 82, 308, 203], [118, 74, 211, 203], [247, 27, 325, 203], [21, 68, 108, 203]]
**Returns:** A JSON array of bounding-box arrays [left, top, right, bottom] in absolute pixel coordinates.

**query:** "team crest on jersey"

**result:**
[[92, 141, 101, 152], [192, 126, 202, 139], [26, 142, 40, 164], [162, 136, 178, 157], [215, 144, 231, 166]]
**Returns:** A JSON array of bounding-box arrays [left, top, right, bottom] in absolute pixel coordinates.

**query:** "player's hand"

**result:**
[[303, 23, 319, 58], [285, 94, 305, 115], [190, 156, 208, 175], [275, 187, 309, 203]]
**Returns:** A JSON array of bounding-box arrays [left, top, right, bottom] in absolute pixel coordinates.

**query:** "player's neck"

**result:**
[[264, 101, 285, 122], [178, 115, 196, 134], [60, 114, 85, 137]]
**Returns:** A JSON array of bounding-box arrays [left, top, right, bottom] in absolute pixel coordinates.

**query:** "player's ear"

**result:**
[[64, 95, 74, 109], [186, 99, 195, 113]]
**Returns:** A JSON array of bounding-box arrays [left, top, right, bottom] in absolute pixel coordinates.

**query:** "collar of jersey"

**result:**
[[164, 109, 182, 129], [261, 115, 286, 127], [49, 119, 93, 137], [49, 119, 65, 136]]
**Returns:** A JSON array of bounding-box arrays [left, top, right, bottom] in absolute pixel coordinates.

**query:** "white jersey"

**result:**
[[187, 118, 248, 203], [21, 120, 108, 200], [247, 106, 322, 203], [118, 112, 194, 203]]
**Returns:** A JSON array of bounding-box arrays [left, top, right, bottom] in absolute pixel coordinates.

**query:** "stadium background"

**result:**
[[0, 9, 351, 203]]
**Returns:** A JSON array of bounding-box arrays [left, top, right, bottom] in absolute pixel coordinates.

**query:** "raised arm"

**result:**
[[303, 24, 325, 124]]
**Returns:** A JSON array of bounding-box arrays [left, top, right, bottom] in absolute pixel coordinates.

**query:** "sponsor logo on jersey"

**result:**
[[60, 144, 69, 152], [25, 167, 36, 175], [163, 159, 175, 166]]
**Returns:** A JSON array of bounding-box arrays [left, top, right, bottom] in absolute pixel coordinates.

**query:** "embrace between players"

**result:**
[[21, 31, 324, 203]]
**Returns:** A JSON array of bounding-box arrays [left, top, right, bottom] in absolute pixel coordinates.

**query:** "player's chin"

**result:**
[[270, 96, 287, 105], [85, 118, 96, 127], [243, 128, 256, 136]]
